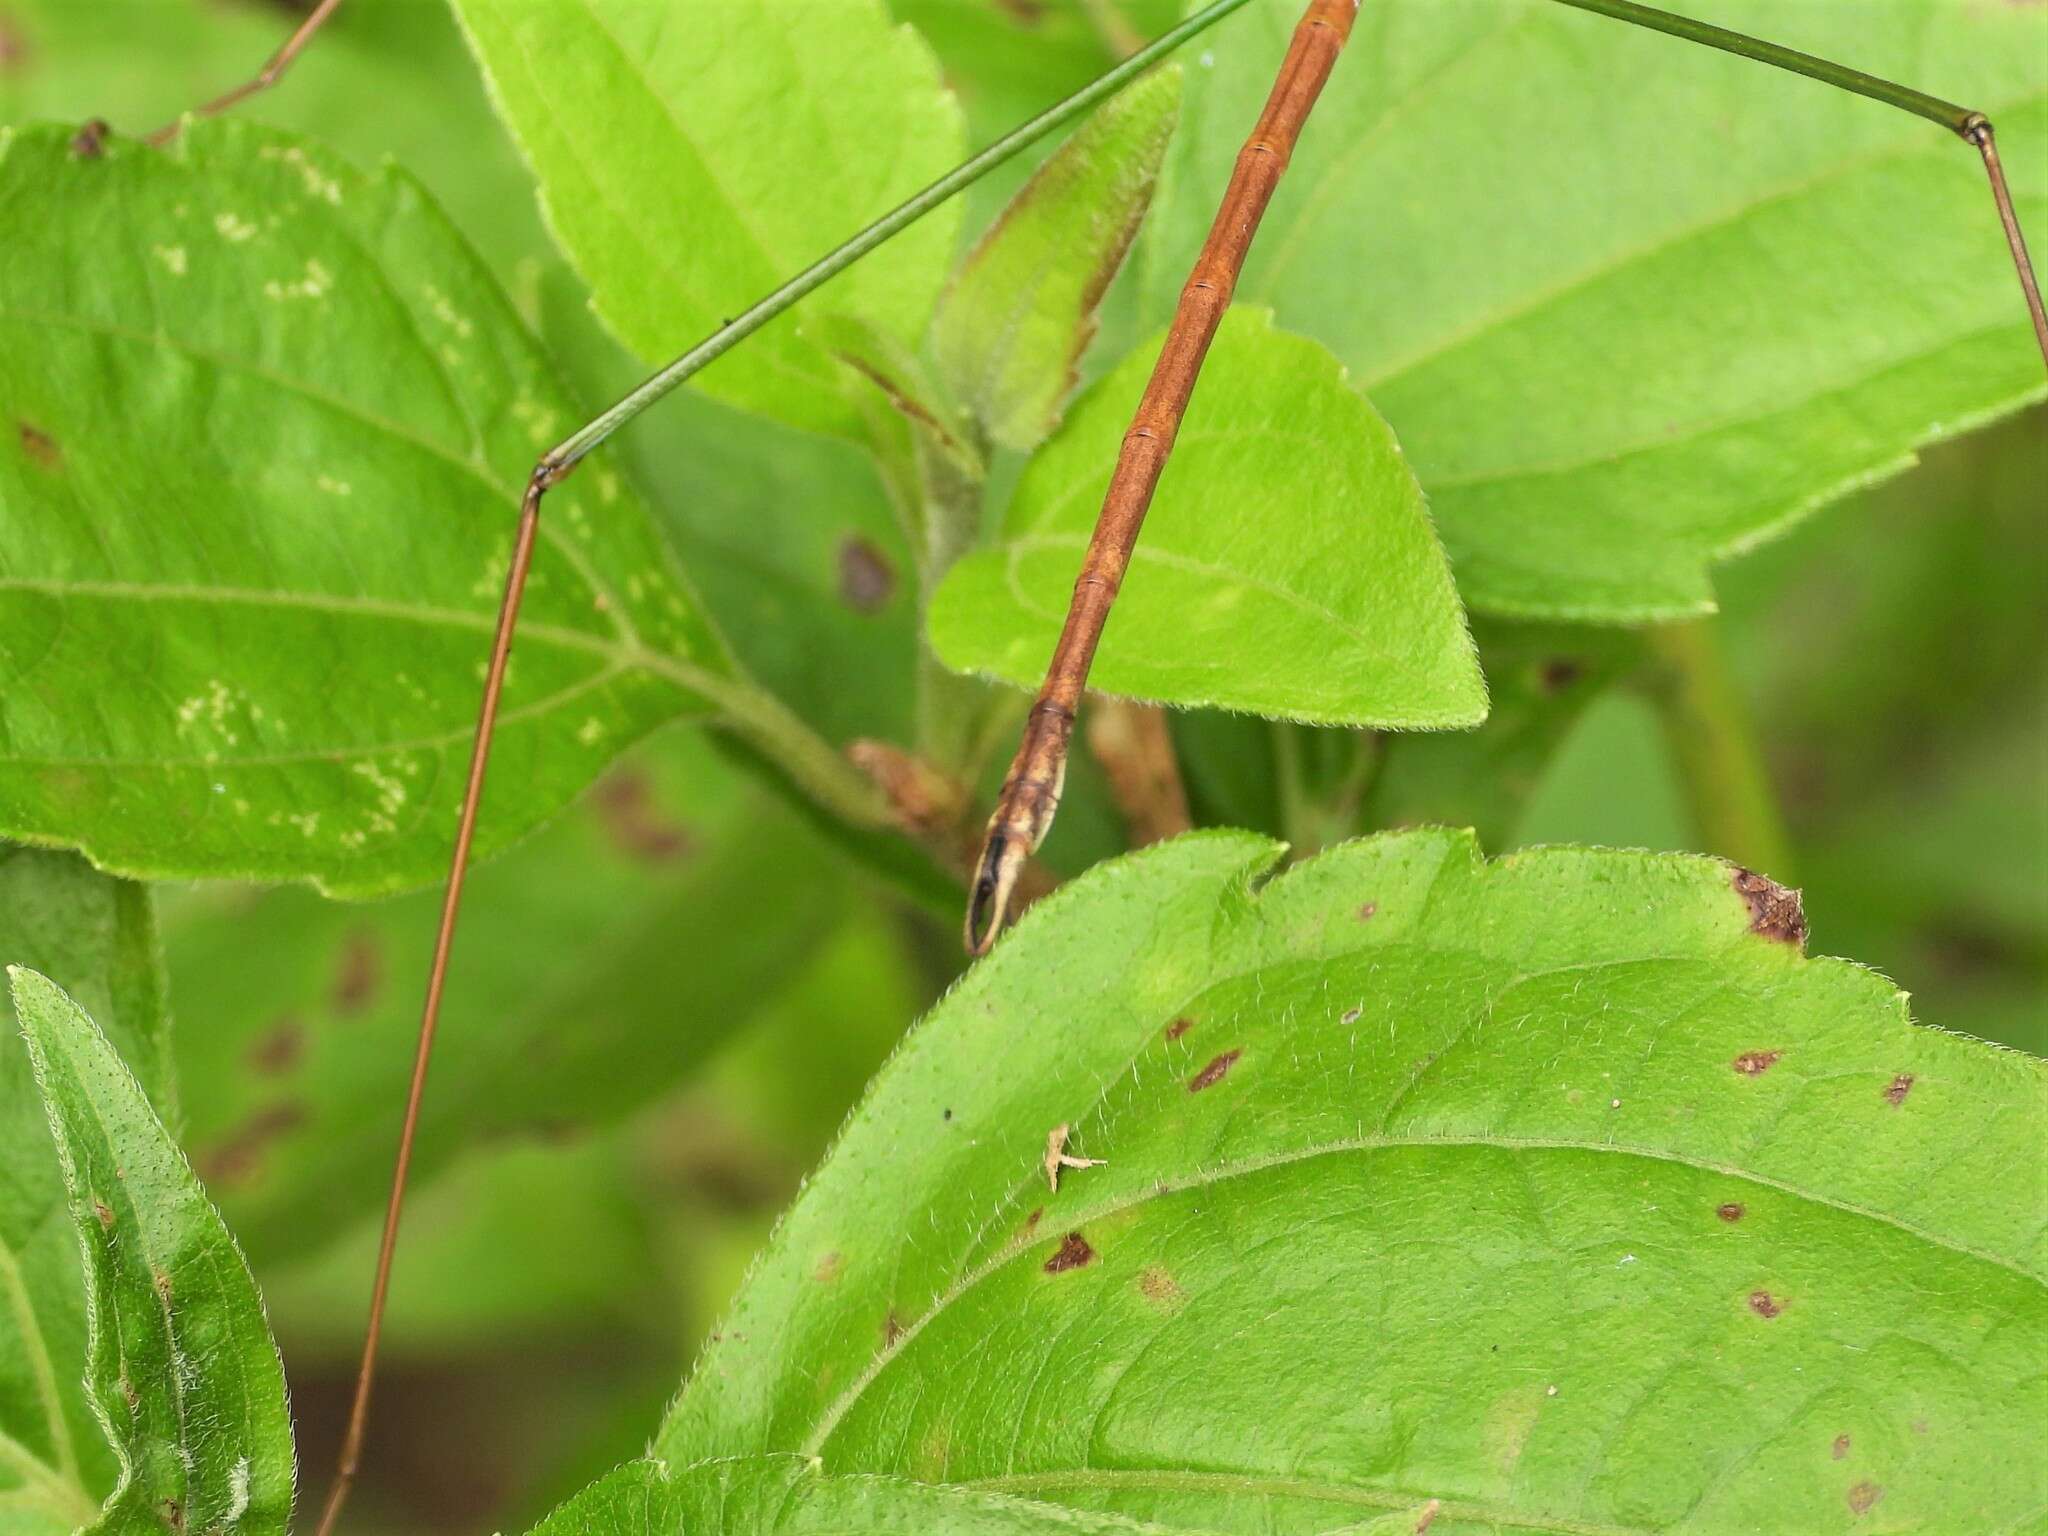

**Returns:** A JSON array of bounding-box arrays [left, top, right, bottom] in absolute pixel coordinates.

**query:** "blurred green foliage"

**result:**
[[0, 0, 2039, 1531]]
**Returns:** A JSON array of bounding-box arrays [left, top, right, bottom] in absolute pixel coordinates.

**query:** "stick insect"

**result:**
[[146, 0, 2046, 1528]]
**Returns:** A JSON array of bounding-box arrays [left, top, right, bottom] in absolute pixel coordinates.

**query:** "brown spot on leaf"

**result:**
[[159, 1497, 185, 1534], [247, 1014, 305, 1076], [1024, 1207, 1043, 1231], [1832, 1433, 1851, 1460], [0, 14, 27, 74], [1883, 1073, 1915, 1106], [18, 421, 59, 470], [1747, 1288, 1785, 1319], [1732, 867, 1807, 947], [1341, 1006, 1362, 1024], [1164, 1016, 1192, 1040], [152, 1269, 173, 1304], [1043, 1231, 1095, 1274], [1137, 1264, 1183, 1308], [1732, 1049, 1782, 1077], [119, 1375, 139, 1413], [1356, 901, 1377, 921], [1717, 1202, 1745, 1223], [1413, 1502, 1441, 1535], [882, 1309, 904, 1347], [192, 1103, 306, 1187], [331, 929, 384, 1016], [71, 119, 109, 158], [93, 1199, 114, 1230], [812, 1250, 842, 1284], [993, 0, 1046, 21], [837, 535, 897, 614], [592, 768, 696, 863], [1537, 657, 1583, 693], [1188, 1049, 1242, 1093], [1846, 1480, 1883, 1516]]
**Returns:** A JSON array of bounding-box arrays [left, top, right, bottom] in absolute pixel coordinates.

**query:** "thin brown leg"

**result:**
[[1963, 117, 2048, 369], [964, 0, 1361, 954], [145, 0, 346, 147], [312, 454, 567, 1536]]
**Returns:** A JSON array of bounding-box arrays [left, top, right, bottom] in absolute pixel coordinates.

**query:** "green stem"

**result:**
[[545, 0, 1254, 475], [1643, 618, 1796, 880], [697, 675, 892, 833], [1548, 0, 1980, 136], [1272, 722, 1314, 856]]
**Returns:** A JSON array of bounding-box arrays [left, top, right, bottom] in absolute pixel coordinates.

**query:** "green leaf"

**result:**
[[0, 120, 731, 895], [1143, 0, 2048, 620], [0, 849, 168, 1536], [0, 0, 558, 287], [937, 66, 1181, 453], [657, 830, 2047, 1533], [9, 967, 294, 1536], [450, 0, 966, 440], [928, 308, 1486, 727], [157, 729, 849, 1263], [806, 310, 985, 548], [527, 1454, 1212, 1535]]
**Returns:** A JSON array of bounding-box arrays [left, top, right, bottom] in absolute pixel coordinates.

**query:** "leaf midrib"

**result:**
[[806, 1133, 2039, 1457], [1336, 89, 2044, 403], [963, 1467, 1653, 1536], [0, 305, 643, 656], [0, 578, 728, 766]]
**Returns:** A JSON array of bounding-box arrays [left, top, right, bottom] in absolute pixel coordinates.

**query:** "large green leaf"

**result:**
[[158, 729, 848, 1263], [10, 967, 294, 1536], [0, 120, 731, 894], [450, 0, 966, 440], [656, 830, 2047, 1533], [929, 308, 1486, 727], [0, 850, 167, 1536], [526, 1455, 1238, 1535], [1142, 0, 2048, 619], [937, 66, 1181, 454]]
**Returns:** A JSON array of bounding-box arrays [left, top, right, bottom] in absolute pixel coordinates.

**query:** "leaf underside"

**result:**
[[451, 0, 966, 440], [0, 849, 168, 1535], [10, 967, 294, 1536]]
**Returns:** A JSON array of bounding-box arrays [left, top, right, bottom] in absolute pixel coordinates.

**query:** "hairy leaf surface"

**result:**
[[452, 0, 965, 440], [1145, 0, 2048, 619], [526, 1454, 1231, 1535], [0, 851, 167, 1536], [11, 968, 293, 1536], [929, 309, 1485, 727], [0, 121, 728, 894], [937, 66, 1181, 453], [657, 830, 2047, 1533]]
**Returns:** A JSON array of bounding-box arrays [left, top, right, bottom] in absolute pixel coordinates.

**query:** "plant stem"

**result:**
[[1272, 720, 1314, 856], [1643, 617, 1795, 881]]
